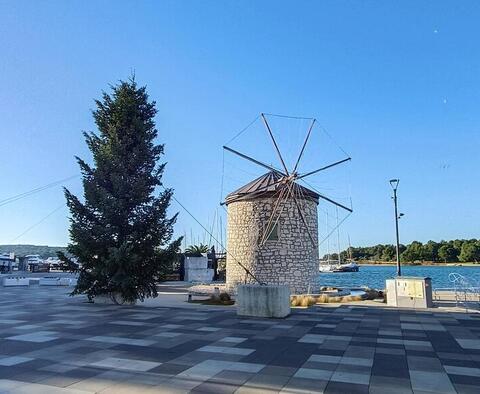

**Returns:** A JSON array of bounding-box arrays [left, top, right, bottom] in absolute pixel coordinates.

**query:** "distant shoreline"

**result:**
[[357, 262, 480, 267]]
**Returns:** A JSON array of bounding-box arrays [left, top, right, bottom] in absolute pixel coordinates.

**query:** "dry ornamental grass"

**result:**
[[290, 289, 383, 307]]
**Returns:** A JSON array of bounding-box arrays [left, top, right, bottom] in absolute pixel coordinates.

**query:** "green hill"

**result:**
[[0, 244, 67, 259]]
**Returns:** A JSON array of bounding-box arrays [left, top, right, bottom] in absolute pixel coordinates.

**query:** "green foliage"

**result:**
[[438, 244, 458, 263], [459, 241, 480, 262], [328, 239, 480, 263], [185, 244, 210, 256], [59, 77, 181, 302], [380, 245, 395, 261], [401, 241, 424, 262], [422, 240, 440, 261]]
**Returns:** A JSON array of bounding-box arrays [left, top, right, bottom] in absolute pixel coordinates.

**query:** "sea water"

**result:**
[[318, 265, 480, 290]]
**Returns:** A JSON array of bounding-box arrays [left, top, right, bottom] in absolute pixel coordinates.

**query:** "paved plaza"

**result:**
[[0, 286, 480, 393]]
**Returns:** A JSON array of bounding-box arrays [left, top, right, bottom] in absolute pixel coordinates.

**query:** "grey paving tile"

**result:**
[[259, 366, 297, 377], [0, 356, 33, 366], [407, 355, 444, 372], [456, 339, 480, 350], [209, 370, 255, 386], [301, 361, 338, 372], [444, 365, 480, 377], [228, 362, 265, 373], [5, 332, 59, 343], [192, 380, 239, 394], [90, 357, 161, 371], [452, 383, 480, 394], [85, 335, 156, 347], [324, 380, 368, 394], [339, 356, 373, 367], [280, 377, 328, 393], [409, 370, 456, 394], [219, 337, 248, 344], [308, 355, 341, 364], [294, 368, 333, 381], [298, 334, 326, 344], [67, 370, 133, 391], [198, 345, 254, 356], [375, 347, 406, 355], [242, 373, 290, 390], [369, 375, 413, 394], [330, 370, 370, 385]]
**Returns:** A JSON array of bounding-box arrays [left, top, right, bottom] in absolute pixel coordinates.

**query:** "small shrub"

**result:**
[[291, 295, 316, 307], [342, 295, 363, 302], [219, 292, 231, 302], [363, 288, 384, 300], [316, 294, 329, 303], [290, 296, 301, 306], [300, 297, 310, 307]]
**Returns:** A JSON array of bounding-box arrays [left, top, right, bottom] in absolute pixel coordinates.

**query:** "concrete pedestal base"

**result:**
[[237, 284, 290, 318]]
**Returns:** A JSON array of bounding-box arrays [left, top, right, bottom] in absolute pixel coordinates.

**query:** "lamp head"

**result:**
[[389, 179, 400, 190]]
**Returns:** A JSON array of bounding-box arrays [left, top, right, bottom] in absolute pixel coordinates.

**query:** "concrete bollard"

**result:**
[[237, 284, 290, 318]]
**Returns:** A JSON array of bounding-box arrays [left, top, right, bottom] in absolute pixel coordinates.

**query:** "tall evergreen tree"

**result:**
[[59, 78, 181, 303]]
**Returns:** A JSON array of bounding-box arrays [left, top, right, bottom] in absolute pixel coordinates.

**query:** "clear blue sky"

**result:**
[[0, 1, 479, 251]]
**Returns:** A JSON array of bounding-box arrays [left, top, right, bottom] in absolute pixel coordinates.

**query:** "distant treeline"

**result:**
[[324, 239, 480, 263], [0, 244, 67, 259]]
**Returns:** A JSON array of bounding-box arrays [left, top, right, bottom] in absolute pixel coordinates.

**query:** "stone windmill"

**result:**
[[223, 114, 352, 294]]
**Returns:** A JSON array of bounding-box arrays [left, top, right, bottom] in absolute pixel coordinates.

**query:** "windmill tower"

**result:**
[[223, 114, 352, 294]]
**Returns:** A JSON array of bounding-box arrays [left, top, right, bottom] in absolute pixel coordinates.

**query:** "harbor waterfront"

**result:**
[[319, 265, 480, 290]]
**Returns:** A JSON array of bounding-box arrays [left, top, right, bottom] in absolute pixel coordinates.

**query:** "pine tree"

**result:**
[[59, 78, 181, 303]]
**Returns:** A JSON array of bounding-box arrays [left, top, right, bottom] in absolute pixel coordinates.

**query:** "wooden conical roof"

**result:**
[[225, 171, 319, 205]]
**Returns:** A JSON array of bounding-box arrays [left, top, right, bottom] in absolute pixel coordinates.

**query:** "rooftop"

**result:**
[[225, 171, 319, 205]]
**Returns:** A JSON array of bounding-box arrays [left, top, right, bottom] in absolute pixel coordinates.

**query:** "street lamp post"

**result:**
[[389, 179, 401, 276]]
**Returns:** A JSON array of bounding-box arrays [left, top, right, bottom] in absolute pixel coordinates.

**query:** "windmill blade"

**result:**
[[317, 193, 353, 213], [297, 177, 353, 213], [223, 146, 286, 176], [297, 157, 351, 180], [261, 113, 290, 175], [293, 118, 316, 173]]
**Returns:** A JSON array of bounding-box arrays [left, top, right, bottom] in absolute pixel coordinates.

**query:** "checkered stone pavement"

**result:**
[[1, 286, 480, 393]]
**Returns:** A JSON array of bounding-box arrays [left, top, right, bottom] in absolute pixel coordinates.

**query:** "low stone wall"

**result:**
[[2, 276, 30, 287], [236, 284, 290, 318]]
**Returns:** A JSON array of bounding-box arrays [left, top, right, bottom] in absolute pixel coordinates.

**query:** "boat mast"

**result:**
[[348, 234, 352, 261], [336, 207, 341, 264], [326, 214, 330, 263]]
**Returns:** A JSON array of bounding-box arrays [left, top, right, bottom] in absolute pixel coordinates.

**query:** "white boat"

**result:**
[[333, 262, 359, 272], [319, 260, 359, 273], [319, 209, 359, 273], [319, 259, 340, 273]]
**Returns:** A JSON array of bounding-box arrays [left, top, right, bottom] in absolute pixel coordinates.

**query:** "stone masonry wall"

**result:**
[[226, 197, 319, 294]]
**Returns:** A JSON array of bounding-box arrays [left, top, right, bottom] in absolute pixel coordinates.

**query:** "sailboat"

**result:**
[[333, 235, 359, 272], [319, 213, 339, 272], [319, 211, 359, 273]]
